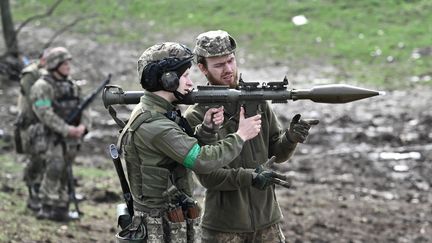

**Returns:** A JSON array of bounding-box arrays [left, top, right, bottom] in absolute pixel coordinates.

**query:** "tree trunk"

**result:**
[[0, 0, 19, 56]]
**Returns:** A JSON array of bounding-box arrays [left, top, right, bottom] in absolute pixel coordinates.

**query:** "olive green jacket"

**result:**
[[121, 91, 245, 210], [184, 101, 297, 232]]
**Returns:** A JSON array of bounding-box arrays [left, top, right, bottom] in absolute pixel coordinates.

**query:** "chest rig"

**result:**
[[117, 103, 195, 211], [44, 75, 80, 124]]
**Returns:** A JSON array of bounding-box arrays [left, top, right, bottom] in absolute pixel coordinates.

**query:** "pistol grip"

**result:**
[[243, 103, 260, 118]]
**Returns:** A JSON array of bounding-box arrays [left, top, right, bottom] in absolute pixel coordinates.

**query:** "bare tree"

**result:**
[[0, 0, 93, 82], [0, 0, 19, 56], [1, 0, 63, 57]]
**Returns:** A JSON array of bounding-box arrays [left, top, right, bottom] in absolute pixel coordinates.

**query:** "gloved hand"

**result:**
[[286, 114, 319, 143], [252, 165, 277, 190]]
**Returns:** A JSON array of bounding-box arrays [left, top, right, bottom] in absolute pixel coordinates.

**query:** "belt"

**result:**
[[135, 208, 166, 218]]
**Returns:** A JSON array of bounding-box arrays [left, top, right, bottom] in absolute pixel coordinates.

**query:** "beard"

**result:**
[[206, 69, 238, 89]]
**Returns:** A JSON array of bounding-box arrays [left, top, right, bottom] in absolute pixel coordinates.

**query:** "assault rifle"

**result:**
[[63, 74, 112, 218], [102, 77, 382, 119], [67, 74, 112, 125]]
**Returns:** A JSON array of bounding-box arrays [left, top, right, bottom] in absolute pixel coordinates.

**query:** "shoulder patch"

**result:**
[[34, 99, 52, 107]]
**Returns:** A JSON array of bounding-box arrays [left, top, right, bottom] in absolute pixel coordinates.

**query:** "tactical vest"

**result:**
[[117, 104, 193, 212], [44, 75, 81, 124]]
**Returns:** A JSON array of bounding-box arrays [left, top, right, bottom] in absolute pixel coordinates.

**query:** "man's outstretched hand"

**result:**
[[286, 114, 319, 143]]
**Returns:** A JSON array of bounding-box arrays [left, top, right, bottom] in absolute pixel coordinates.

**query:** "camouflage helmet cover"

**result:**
[[46, 47, 72, 70], [194, 30, 237, 57], [137, 42, 193, 91]]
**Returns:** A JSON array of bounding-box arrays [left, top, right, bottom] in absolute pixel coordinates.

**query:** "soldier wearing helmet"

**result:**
[[28, 46, 91, 221], [185, 30, 319, 242], [15, 48, 49, 212], [115, 42, 262, 242]]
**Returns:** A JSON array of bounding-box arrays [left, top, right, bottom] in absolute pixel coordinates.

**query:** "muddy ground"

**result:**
[[0, 26, 431, 243]]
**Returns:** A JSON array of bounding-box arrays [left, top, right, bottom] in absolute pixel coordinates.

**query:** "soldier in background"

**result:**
[[185, 30, 319, 242], [115, 42, 261, 242], [15, 49, 49, 212], [29, 47, 91, 222]]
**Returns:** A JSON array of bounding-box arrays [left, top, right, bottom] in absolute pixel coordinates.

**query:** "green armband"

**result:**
[[183, 144, 200, 169], [34, 99, 52, 107]]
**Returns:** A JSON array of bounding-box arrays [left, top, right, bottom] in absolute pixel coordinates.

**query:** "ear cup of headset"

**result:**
[[142, 57, 191, 92], [141, 62, 161, 91], [160, 71, 179, 92]]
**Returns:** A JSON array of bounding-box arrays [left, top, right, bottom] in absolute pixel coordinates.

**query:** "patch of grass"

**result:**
[[0, 153, 117, 241], [0, 153, 23, 173], [11, 0, 432, 88], [75, 165, 116, 179]]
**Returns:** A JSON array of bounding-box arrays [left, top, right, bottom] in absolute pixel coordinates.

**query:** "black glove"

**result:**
[[252, 165, 277, 190], [286, 114, 319, 143]]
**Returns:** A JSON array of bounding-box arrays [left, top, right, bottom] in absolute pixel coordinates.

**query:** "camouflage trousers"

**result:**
[[21, 124, 46, 190], [23, 154, 45, 191], [38, 139, 79, 208], [201, 223, 285, 243], [117, 213, 199, 243]]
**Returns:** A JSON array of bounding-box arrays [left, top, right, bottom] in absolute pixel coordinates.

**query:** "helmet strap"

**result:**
[[172, 90, 185, 102]]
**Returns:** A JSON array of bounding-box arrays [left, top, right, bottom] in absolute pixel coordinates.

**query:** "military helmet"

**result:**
[[46, 47, 72, 70], [138, 42, 193, 92], [194, 30, 237, 57]]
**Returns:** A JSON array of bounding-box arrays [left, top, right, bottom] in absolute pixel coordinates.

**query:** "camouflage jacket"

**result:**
[[184, 101, 297, 232], [17, 62, 47, 125], [30, 73, 91, 138], [120, 91, 245, 210]]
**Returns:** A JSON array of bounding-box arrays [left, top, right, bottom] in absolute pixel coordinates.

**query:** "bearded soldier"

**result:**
[[115, 42, 262, 242], [185, 30, 319, 242], [29, 47, 91, 221]]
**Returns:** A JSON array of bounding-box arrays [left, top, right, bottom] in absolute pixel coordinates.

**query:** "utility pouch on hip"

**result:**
[[115, 215, 146, 242], [167, 206, 185, 223], [116, 203, 132, 230], [181, 194, 201, 219], [186, 204, 200, 219]]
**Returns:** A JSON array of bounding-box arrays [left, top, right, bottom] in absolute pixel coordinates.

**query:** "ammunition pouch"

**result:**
[[163, 185, 201, 223], [167, 205, 185, 223], [185, 203, 200, 220], [165, 200, 200, 222]]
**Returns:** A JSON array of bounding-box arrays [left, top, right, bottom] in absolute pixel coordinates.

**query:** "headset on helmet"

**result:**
[[139, 43, 193, 92], [142, 56, 192, 92]]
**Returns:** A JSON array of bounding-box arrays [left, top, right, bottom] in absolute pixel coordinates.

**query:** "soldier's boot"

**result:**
[[51, 206, 80, 222], [26, 184, 41, 211], [36, 204, 52, 220], [27, 197, 42, 211]]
